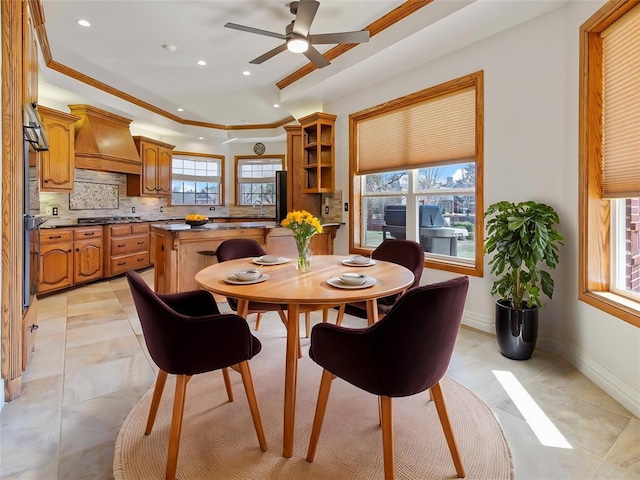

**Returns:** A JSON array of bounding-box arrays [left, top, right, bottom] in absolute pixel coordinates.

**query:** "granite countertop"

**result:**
[[40, 215, 277, 229], [151, 221, 279, 231]]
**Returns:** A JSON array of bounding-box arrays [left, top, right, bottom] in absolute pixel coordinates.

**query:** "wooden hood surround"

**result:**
[[69, 104, 142, 174]]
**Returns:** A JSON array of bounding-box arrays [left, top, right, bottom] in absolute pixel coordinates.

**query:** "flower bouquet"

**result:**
[[281, 210, 323, 271]]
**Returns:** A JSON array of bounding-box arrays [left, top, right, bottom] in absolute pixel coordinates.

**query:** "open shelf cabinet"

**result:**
[[300, 112, 336, 193]]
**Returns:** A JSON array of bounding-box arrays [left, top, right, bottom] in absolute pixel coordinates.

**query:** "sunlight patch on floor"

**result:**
[[493, 370, 573, 449]]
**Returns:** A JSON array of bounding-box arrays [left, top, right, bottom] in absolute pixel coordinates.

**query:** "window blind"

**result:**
[[356, 87, 476, 175], [601, 4, 640, 198]]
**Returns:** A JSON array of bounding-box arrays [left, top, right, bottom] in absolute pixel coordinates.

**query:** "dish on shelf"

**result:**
[[252, 256, 289, 266], [224, 273, 269, 285], [341, 259, 377, 267], [327, 276, 376, 290]]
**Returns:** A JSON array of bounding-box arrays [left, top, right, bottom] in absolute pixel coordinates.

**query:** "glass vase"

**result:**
[[296, 236, 311, 272]]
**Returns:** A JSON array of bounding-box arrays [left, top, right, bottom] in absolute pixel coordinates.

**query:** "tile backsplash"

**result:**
[[39, 169, 345, 225]]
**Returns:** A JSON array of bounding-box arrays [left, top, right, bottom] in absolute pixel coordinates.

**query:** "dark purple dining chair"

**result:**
[[336, 239, 425, 325], [307, 276, 469, 480], [215, 238, 289, 331], [125, 269, 266, 480]]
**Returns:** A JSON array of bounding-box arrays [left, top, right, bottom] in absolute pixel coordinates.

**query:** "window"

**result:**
[[579, 1, 640, 327], [171, 152, 223, 205], [235, 155, 284, 206], [350, 72, 484, 277]]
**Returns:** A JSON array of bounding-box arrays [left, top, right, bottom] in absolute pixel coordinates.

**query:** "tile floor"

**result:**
[[1, 269, 638, 479]]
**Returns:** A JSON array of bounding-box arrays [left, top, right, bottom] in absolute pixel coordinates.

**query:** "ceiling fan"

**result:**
[[224, 0, 370, 69]]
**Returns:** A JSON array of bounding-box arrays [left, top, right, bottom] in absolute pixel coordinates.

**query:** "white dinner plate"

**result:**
[[224, 273, 269, 285], [341, 259, 377, 267], [252, 257, 290, 266], [327, 276, 377, 290]]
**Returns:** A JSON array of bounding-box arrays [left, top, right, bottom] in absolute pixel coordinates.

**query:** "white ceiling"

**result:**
[[37, 0, 568, 143]]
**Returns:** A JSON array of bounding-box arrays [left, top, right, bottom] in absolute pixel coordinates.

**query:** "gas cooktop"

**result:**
[[77, 216, 143, 224]]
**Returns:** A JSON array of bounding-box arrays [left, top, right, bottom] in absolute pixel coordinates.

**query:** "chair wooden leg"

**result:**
[[305, 312, 311, 338], [166, 374, 189, 480], [222, 367, 234, 402], [306, 369, 334, 462], [254, 312, 263, 331], [335, 304, 346, 326], [146, 369, 168, 435], [380, 396, 395, 480], [431, 382, 465, 478], [277, 308, 288, 325], [237, 361, 268, 452]]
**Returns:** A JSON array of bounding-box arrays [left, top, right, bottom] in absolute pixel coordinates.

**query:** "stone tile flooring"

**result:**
[[1, 269, 638, 479]]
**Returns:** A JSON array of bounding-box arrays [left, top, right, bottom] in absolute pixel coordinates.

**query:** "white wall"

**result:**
[[325, 1, 639, 417]]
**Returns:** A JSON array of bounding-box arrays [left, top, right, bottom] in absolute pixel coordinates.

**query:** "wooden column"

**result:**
[[284, 125, 321, 217], [2, 0, 27, 400]]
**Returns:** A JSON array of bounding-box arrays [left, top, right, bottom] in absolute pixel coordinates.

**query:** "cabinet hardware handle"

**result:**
[[49, 235, 61, 239], [137, 258, 144, 261], [44, 179, 49, 183], [117, 244, 126, 247], [75, 248, 80, 251], [28, 324, 39, 332], [117, 262, 126, 266], [137, 241, 144, 245], [83, 232, 95, 236], [68, 249, 72, 253]]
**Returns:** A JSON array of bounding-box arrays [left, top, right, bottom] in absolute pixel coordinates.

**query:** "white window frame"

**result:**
[[235, 155, 284, 206], [171, 152, 223, 206]]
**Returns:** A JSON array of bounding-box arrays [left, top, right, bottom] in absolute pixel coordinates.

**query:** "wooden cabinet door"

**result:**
[[24, 16, 38, 104], [157, 146, 172, 196], [39, 107, 79, 192], [39, 242, 73, 293], [141, 142, 159, 195], [74, 239, 103, 284]]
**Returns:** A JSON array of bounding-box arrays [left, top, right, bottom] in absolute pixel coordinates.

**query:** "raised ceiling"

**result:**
[[37, 0, 568, 141]]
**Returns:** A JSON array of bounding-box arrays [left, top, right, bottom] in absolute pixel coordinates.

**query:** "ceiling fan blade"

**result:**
[[292, 0, 319, 37], [303, 45, 331, 69], [309, 30, 370, 45], [224, 22, 286, 40], [249, 43, 289, 64]]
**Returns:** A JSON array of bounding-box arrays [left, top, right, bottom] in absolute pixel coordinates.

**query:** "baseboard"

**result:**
[[462, 310, 494, 334], [539, 336, 640, 418]]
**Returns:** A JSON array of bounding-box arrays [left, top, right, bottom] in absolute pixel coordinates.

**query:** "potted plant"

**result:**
[[484, 201, 564, 360]]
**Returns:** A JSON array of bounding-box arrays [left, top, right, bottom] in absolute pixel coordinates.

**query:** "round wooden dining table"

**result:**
[[195, 254, 415, 458]]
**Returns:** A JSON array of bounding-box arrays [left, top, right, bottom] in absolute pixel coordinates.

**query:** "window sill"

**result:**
[[579, 290, 640, 328]]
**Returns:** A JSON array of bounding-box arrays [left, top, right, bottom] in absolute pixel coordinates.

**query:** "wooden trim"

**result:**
[[172, 151, 225, 206], [234, 155, 286, 206], [2, 0, 26, 400], [349, 71, 484, 278], [578, 0, 640, 328], [277, 0, 434, 90]]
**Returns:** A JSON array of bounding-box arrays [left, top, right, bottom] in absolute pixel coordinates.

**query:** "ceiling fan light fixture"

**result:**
[[287, 37, 309, 53]]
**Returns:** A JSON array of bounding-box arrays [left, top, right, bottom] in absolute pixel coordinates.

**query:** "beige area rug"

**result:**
[[114, 327, 513, 480]]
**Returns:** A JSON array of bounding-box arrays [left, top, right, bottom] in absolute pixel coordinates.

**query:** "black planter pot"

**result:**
[[495, 299, 539, 360]]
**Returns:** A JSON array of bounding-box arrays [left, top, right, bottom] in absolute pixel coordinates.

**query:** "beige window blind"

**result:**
[[601, 4, 640, 198], [356, 87, 476, 175]]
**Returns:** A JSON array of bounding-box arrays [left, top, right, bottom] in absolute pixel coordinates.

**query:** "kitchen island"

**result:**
[[151, 221, 341, 294]]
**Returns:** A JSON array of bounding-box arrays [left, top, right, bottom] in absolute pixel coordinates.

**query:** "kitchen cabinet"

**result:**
[[300, 112, 336, 194], [284, 125, 321, 217], [38, 227, 104, 294], [38, 106, 80, 193], [127, 136, 175, 197], [38, 229, 74, 293], [106, 223, 150, 276], [73, 227, 103, 284]]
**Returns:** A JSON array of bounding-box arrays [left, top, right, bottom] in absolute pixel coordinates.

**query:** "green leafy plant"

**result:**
[[484, 201, 564, 309]]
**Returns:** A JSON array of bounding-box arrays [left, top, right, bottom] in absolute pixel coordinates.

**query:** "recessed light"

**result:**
[[198, 137, 204, 140], [242, 70, 251, 76], [77, 20, 91, 27], [177, 108, 184, 112], [197, 60, 207, 66], [273, 104, 280, 108], [162, 44, 177, 52]]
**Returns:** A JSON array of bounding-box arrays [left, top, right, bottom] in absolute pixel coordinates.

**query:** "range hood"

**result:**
[[69, 104, 142, 175]]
